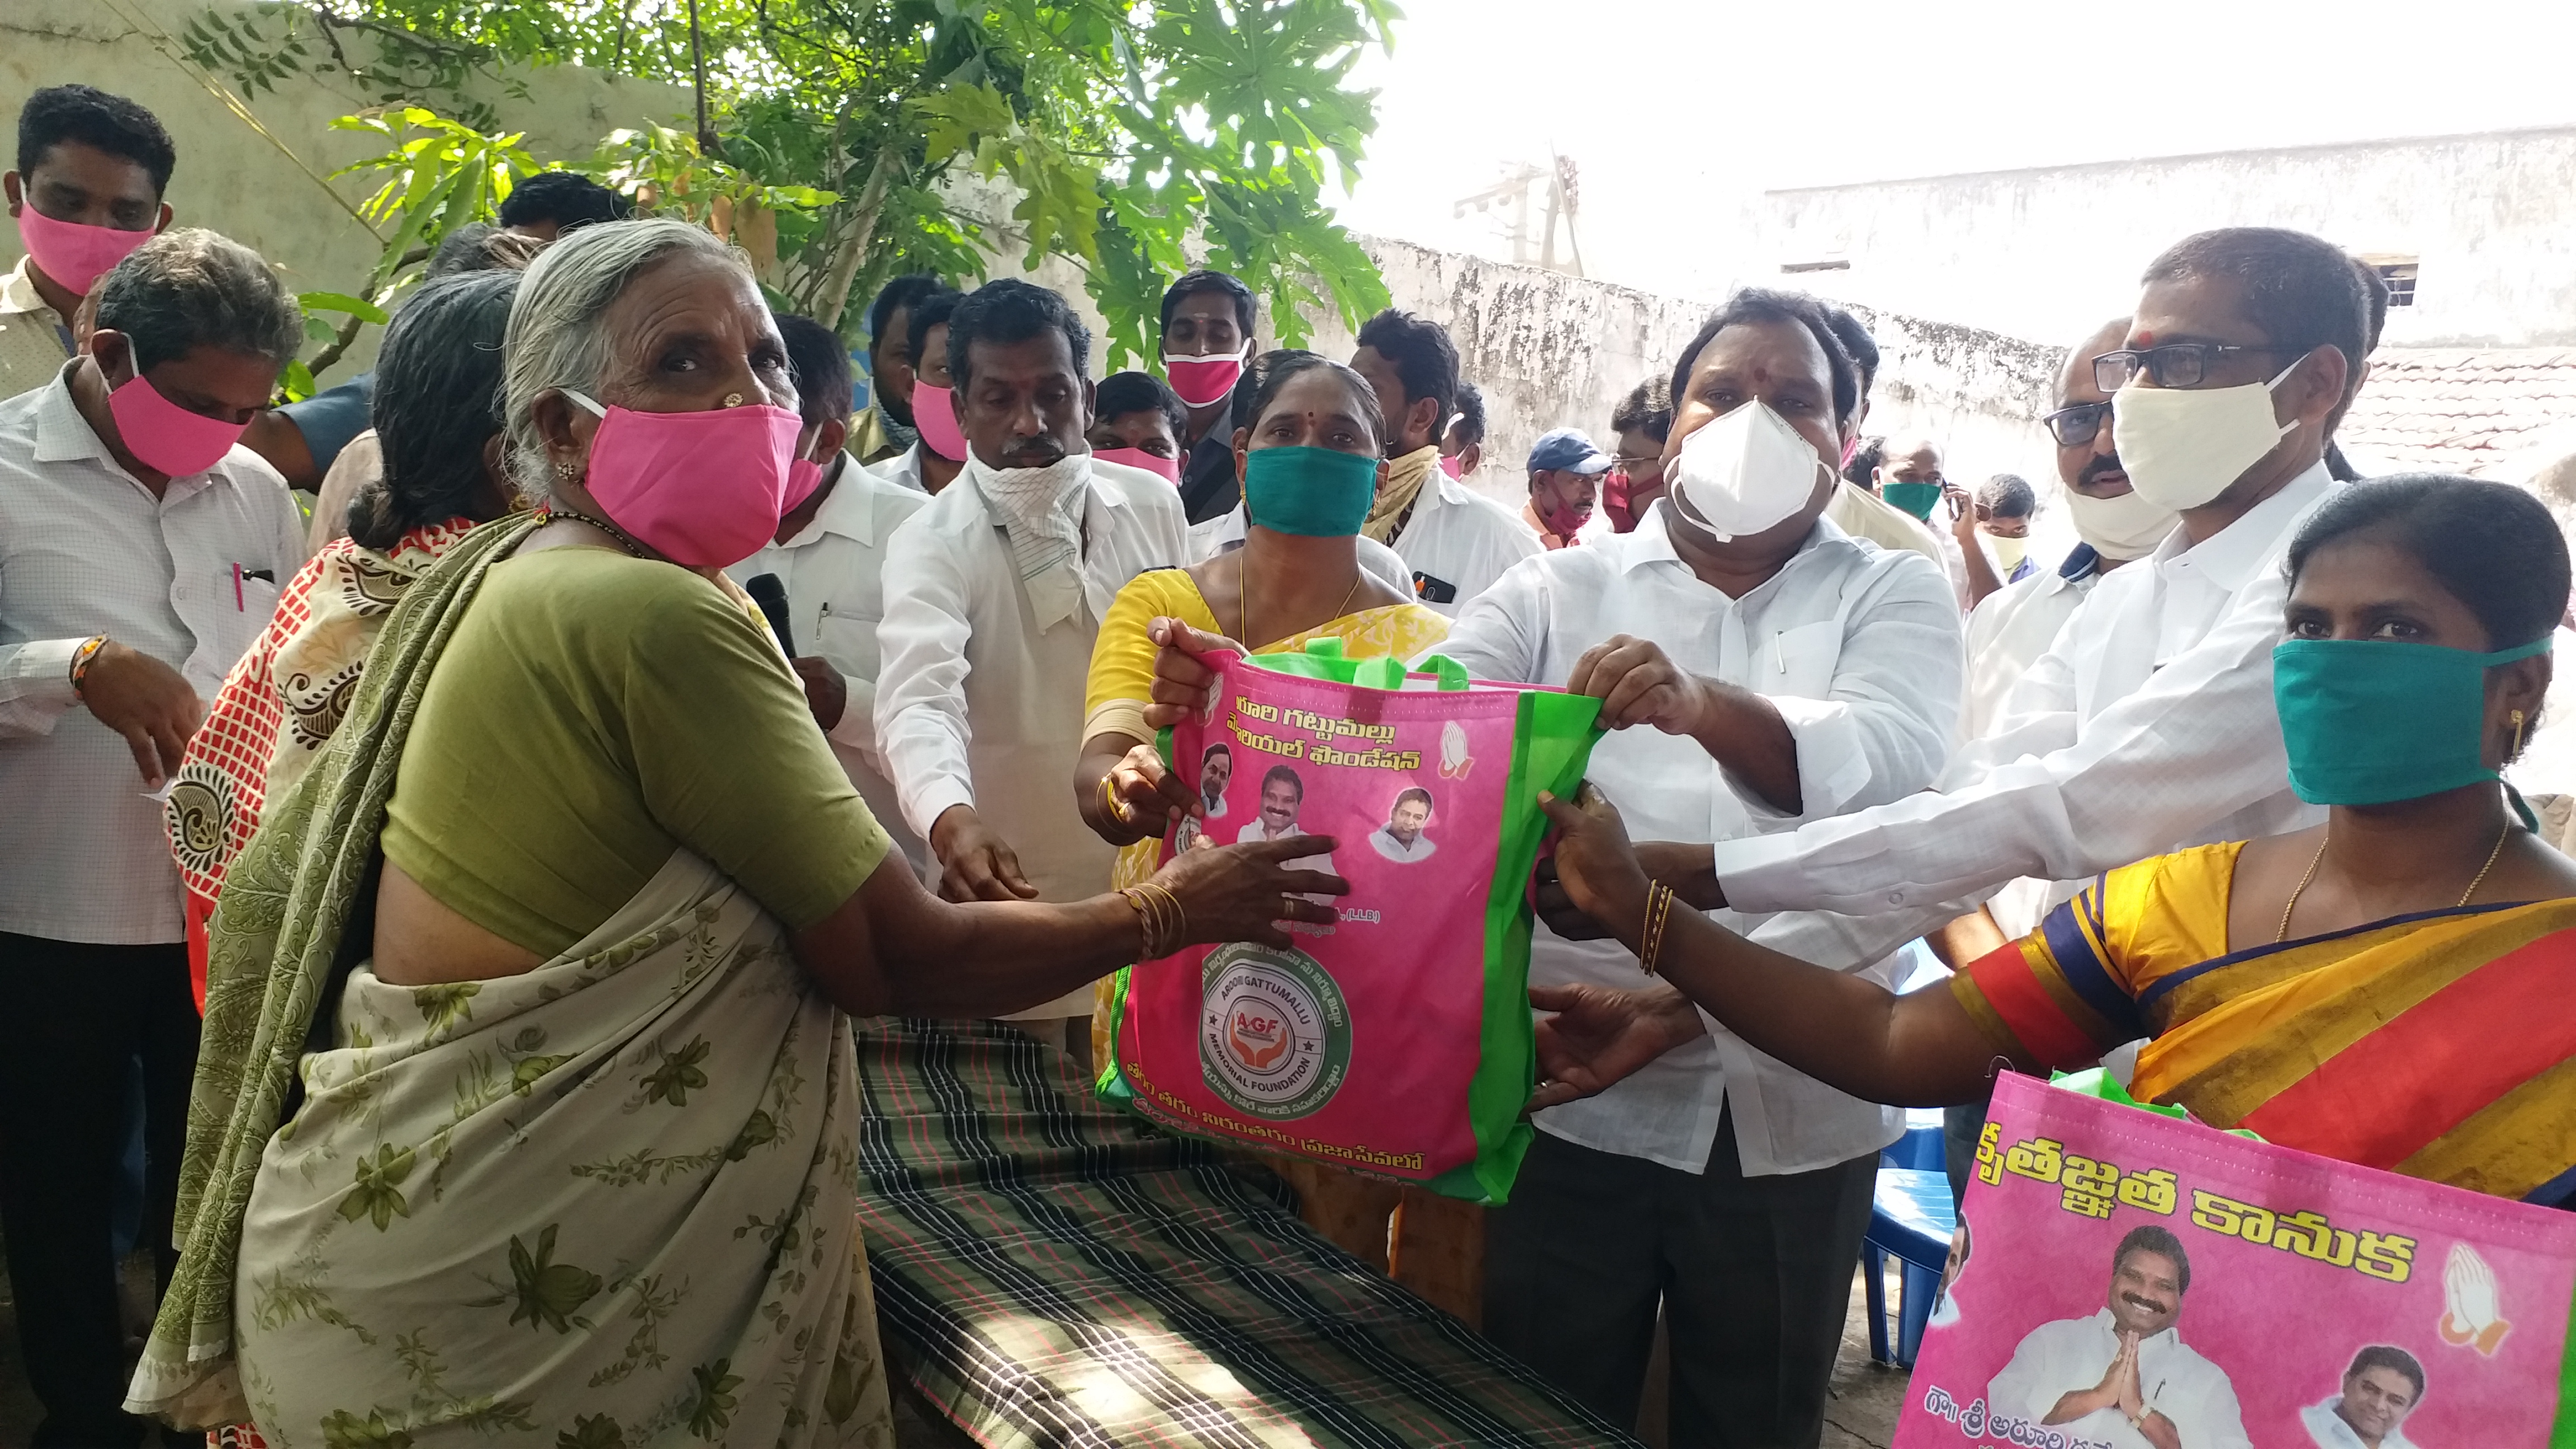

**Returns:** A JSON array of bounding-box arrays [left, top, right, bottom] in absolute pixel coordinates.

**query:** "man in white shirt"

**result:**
[[875, 278, 1188, 1038], [1230, 764, 1340, 894], [727, 314, 930, 874], [1539, 228, 2371, 997], [3, 86, 175, 403], [1351, 309, 1538, 614], [0, 228, 304, 1445], [870, 286, 968, 498], [1369, 786, 1437, 863], [2301, 1347, 2427, 1449], [1533, 231, 2381, 1232], [1170, 741, 1231, 853], [1874, 433, 1976, 603], [1955, 317, 2176, 747], [1935, 316, 2180, 1199], [1987, 1227, 2250, 1449], [1446, 288, 1963, 1446]]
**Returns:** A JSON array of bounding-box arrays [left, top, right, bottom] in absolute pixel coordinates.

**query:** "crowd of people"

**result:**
[[0, 77, 2566, 1449]]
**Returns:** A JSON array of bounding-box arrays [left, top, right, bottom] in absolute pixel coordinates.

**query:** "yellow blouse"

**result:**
[[1080, 565, 1452, 747]]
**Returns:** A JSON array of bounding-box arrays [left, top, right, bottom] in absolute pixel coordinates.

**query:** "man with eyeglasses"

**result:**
[[1954, 317, 2178, 745], [1923, 315, 2181, 1201], [1535, 228, 2371, 1082]]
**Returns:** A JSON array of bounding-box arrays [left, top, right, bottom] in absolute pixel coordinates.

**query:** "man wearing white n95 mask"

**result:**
[[1533, 228, 2371, 1118], [1445, 287, 1963, 1447]]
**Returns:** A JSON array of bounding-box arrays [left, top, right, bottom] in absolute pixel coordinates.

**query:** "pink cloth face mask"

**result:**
[[1438, 453, 1465, 480], [565, 390, 802, 568], [783, 457, 826, 513], [15, 206, 155, 298], [1094, 445, 1181, 483], [911, 382, 970, 462], [1163, 349, 1247, 410], [107, 370, 248, 478]]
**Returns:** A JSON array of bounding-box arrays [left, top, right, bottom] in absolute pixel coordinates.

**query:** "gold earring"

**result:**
[[2511, 708, 2528, 758], [722, 392, 744, 408]]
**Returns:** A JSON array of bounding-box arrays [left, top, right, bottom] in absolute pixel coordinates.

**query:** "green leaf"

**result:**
[[503, 1223, 603, 1334], [297, 290, 392, 324]]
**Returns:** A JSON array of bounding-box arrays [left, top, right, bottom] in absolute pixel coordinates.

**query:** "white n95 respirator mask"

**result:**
[[1669, 401, 1831, 541]]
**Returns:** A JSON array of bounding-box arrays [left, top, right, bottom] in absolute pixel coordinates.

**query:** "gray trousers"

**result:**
[[1483, 1119, 1877, 1449]]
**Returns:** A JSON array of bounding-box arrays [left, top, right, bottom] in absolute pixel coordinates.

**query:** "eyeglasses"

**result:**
[[2092, 343, 2309, 392], [2043, 401, 2111, 448]]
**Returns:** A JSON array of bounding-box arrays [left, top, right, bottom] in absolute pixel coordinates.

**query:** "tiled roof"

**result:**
[[2340, 348, 2576, 480]]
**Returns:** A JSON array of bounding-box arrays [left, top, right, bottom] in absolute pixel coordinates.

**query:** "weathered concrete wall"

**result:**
[[1, 0, 687, 378], [1293, 237, 2064, 517], [1752, 127, 2576, 352]]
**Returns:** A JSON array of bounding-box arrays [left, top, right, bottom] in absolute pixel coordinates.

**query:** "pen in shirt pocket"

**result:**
[[231, 563, 276, 611]]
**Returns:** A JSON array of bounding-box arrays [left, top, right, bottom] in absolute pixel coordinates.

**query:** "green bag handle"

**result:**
[[1249, 637, 1471, 692], [1349, 653, 1469, 692], [2049, 1068, 2264, 1141]]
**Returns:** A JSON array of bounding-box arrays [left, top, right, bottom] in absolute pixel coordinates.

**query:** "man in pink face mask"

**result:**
[[2, 84, 176, 402], [1085, 370, 1188, 483], [0, 225, 304, 1446], [1159, 268, 1259, 524], [874, 285, 969, 498]]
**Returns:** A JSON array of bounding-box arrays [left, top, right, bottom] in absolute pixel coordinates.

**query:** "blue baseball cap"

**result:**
[[1527, 427, 1612, 475]]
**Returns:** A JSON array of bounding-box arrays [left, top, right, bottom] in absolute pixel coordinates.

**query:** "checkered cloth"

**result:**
[[854, 1017, 1639, 1449]]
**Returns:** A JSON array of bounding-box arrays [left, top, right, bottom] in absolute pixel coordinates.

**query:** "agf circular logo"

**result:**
[[1199, 943, 1352, 1120]]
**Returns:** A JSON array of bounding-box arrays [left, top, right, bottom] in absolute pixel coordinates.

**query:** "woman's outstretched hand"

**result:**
[[1535, 787, 1653, 932], [1528, 982, 1707, 1111], [1142, 617, 1248, 731], [1100, 741, 1200, 845], [1152, 836, 1349, 951]]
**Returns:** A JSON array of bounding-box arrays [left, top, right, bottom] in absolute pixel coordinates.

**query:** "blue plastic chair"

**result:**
[[1879, 1106, 1946, 1171], [1862, 1167, 1956, 1368]]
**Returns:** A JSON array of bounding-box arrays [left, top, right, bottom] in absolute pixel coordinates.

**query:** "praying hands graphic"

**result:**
[[2438, 1242, 2511, 1356]]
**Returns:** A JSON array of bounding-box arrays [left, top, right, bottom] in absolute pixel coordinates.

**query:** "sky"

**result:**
[[1329, 0, 2576, 303]]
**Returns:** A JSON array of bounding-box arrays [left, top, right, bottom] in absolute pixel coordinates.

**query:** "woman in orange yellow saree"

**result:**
[[1532, 475, 2576, 1205]]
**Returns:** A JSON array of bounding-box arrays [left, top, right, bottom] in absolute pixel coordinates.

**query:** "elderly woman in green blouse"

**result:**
[[131, 219, 1340, 1447]]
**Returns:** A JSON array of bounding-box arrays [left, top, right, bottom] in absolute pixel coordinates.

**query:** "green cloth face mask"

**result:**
[[2273, 634, 2551, 805], [1243, 444, 1380, 537], [1882, 480, 1942, 522]]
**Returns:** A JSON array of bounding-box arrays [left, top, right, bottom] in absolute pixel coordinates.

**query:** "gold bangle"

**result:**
[[1119, 888, 1156, 957], [1135, 882, 1186, 957], [68, 634, 107, 697], [1098, 772, 1130, 826], [1639, 883, 1676, 977]]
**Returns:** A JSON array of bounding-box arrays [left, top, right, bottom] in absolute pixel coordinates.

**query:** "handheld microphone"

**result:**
[[745, 573, 797, 658]]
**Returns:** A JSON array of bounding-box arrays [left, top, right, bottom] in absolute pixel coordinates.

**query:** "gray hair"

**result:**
[[94, 228, 300, 373], [500, 217, 749, 500]]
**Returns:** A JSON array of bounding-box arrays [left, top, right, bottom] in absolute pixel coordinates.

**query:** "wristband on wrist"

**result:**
[[69, 635, 107, 697]]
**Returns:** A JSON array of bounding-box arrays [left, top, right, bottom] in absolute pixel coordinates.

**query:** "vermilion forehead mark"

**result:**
[[2135, 330, 2157, 347]]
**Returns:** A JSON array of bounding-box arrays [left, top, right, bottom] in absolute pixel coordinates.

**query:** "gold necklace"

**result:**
[[1238, 550, 1363, 648], [2275, 824, 2513, 943]]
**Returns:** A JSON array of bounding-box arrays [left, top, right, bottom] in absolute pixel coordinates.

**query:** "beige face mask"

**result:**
[[2109, 361, 2300, 512], [2063, 485, 2180, 561]]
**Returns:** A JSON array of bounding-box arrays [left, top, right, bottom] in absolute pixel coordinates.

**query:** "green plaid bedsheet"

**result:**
[[854, 1017, 1639, 1449]]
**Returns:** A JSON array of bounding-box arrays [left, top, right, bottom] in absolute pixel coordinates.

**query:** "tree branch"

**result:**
[[812, 144, 901, 331], [305, 310, 368, 378]]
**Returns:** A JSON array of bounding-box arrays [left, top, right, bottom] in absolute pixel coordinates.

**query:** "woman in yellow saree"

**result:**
[[1073, 351, 1474, 1318], [1531, 475, 2576, 1205]]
